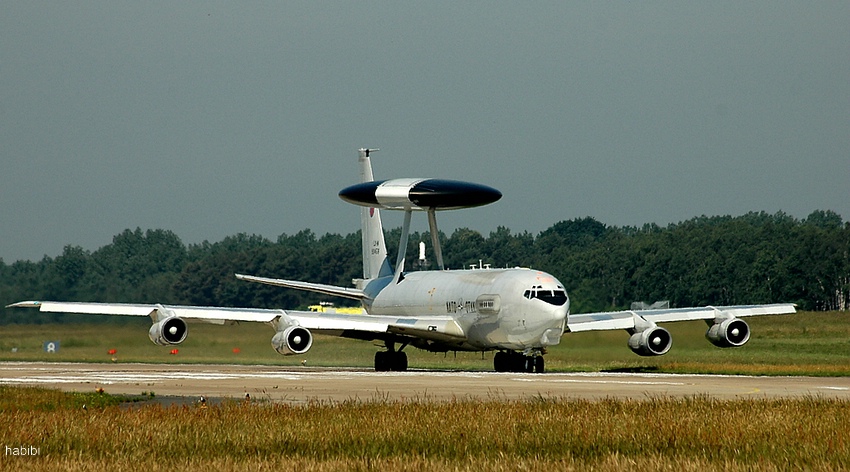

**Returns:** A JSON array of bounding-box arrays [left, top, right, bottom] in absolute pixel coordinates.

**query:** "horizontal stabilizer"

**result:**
[[235, 273, 368, 300]]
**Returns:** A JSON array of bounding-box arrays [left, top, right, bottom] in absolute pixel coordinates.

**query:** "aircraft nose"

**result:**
[[556, 306, 569, 325], [540, 305, 569, 346], [556, 295, 570, 321]]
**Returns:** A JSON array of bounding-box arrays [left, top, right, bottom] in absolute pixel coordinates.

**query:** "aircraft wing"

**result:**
[[6, 300, 466, 342], [7, 301, 282, 324], [567, 303, 797, 332], [285, 310, 466, 343], [235, 273, 367, 300]]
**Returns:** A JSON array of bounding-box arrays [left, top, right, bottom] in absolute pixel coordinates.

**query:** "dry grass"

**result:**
[[2, 386, 850, 470]]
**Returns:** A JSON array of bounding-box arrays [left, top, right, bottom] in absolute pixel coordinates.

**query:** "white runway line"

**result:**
[[512, 378, 687, 386]]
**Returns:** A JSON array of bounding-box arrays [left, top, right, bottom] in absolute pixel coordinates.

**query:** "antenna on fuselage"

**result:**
[[417, 241, 430, 270]]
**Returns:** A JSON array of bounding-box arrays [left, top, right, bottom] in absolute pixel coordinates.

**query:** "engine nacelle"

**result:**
[[148, 317, 188, 346], [271, 326, 313, 356], [628, 326, 672, 356], [706, 317, 750, 348]]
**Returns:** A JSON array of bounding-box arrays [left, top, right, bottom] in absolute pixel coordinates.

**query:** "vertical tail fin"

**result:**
[[358, 149, 393, 280]]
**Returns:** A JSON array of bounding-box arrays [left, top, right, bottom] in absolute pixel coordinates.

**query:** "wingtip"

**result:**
[[6, 301, 41, 309]]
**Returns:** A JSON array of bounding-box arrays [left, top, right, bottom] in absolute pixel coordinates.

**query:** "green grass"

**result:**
[[0, 385, 127, 411], [2, 386, 850, 470], [1, 311, 849, 375]]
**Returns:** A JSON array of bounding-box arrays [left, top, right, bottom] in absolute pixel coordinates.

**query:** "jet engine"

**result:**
[[271, 326, 313, 356], [706, 317, 750, 348], [628, 326, 672, 356], [148, 317, 188, 346]]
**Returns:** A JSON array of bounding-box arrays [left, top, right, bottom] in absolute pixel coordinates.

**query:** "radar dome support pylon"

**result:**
[[427, 208, 444, 270]]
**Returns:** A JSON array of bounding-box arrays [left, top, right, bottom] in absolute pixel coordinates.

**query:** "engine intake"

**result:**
[[706, 317, 750, 348], [148, 317, 188, 346], [628, 326, 672, 356], [271, 326, 313, 356]]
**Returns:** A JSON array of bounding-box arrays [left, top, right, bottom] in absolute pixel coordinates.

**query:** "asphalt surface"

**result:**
[[2, 362, 849, 404]]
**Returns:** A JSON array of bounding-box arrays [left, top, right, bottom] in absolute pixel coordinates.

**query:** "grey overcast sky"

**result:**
[[1, 2, 848, 262]]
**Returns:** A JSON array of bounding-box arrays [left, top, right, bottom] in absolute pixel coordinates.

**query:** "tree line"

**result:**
[[1, 210, 847, 323]]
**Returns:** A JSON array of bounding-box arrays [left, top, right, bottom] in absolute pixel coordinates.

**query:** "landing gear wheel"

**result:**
[[374, 351, 390, 371], [511, 353, 527, 372], [494, 351, 545, 373], [374, 351, 408, 372], [494, 351, 509, 372], [391, 351, 408, 371]]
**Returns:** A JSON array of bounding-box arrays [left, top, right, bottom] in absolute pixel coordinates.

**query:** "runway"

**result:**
[[2, 362, 849, 404]]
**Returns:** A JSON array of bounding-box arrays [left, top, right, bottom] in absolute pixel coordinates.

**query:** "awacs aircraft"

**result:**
[[7, 149, 796, 373]]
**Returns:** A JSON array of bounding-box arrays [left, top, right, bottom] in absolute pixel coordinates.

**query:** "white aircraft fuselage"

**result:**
[[364, 268, 569, 351]]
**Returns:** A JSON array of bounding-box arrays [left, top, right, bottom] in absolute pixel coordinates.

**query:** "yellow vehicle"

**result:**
[[307, 302, 365, 315]]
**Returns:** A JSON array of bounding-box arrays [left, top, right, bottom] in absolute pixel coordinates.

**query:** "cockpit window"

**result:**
[[538, 290, 568, 306], [523, 286, 568, 306]]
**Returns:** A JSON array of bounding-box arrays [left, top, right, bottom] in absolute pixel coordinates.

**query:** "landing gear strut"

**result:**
[[494, 351, 545, 373]]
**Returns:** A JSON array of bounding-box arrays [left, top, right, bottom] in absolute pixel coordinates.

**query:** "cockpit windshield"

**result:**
[[523, 285, 568, 306]]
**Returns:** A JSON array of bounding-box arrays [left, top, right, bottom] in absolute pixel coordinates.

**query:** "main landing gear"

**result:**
[[493, 350, 545, 373], [374, 340, 409, 371]]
